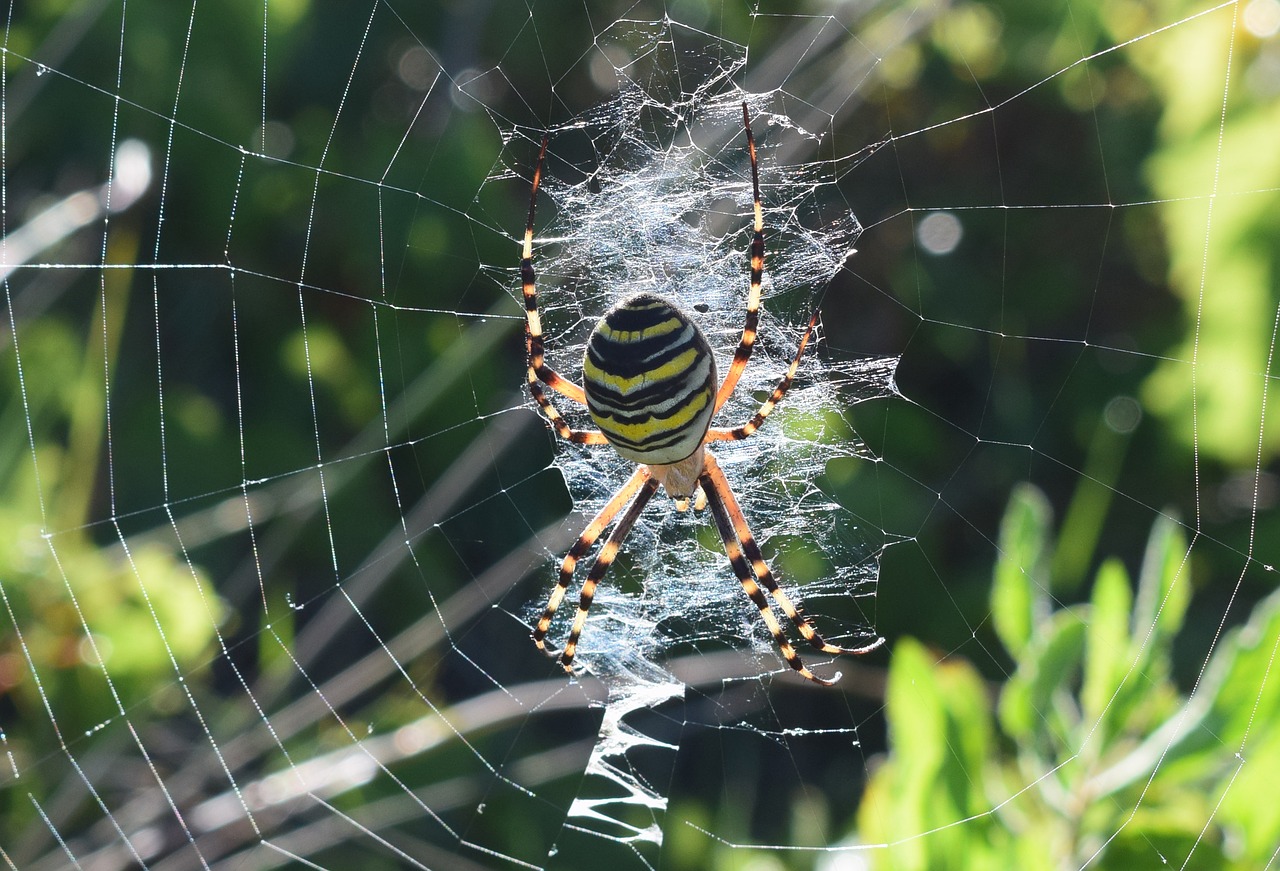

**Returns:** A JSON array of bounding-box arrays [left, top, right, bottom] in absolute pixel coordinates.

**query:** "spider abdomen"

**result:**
[[582, 292, 717, 465]]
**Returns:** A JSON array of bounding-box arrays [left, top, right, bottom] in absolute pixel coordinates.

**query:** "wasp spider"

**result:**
[[522, 104, 883, 685]]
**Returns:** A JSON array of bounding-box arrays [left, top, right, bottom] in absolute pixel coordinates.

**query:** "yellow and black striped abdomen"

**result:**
[[583, 293, 717, 465]]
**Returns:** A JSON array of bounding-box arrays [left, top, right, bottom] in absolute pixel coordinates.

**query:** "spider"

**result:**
[[521, 104, 883, 685]]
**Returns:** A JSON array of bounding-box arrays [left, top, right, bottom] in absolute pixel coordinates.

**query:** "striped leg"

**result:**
[[708, 308, 819, 443], [533, 467, 650, 656], [555, 475, 660, 674], [699, 455, 834, 685], [528, 377, 608, 445], [522, 135, 608, 445], [714, 103, 765, 414], [703, 454, 884, 657]]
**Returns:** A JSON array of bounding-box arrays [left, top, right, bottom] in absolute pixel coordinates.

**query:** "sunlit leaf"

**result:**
[[1082, 558, 1132, 733], [991, 483, 1052, 657]]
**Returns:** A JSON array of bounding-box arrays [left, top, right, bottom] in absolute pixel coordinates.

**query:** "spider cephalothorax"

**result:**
[[521, 103, 883, 684]]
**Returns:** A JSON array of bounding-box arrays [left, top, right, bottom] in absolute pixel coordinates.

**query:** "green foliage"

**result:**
[[1134, 6, 1280, 465], [990, 484, 1053, 657], [859, 484, 1280, 869], [0, 276, 222, 770]]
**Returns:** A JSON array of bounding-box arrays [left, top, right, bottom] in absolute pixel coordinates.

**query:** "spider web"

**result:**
[[2, 2, 1277, 871], [510, 59, 886, 673]]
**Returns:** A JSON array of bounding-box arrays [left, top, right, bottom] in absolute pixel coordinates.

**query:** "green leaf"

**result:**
[[1089, 586, 1280, 866], [1202, 583, 1280, 768], [991, 483, 1053, 657], [862, 638, 1000, 871], [860, 637, 945, 871], [998, 607, 1086, 748], [1132, 511, 1191, 653], [1082, 558, 1133, 733], [885, 637, 948, 778], [1083, 512, 1193, 745]]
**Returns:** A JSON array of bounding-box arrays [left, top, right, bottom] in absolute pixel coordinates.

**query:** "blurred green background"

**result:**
[[1, 0, 1276, 869]]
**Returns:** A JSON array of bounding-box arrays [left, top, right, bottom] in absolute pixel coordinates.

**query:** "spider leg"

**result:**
[[707, 308, 819, 442], [714, 103, 765, 414], [703, 454, 884, 658], [556, 474, 660, 675], [528, 377, 609, 445], [699, 454, 836, 685], [533, 467, 651, 657], [522, 135, 588, 405], [522, 134, 609, 445]]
